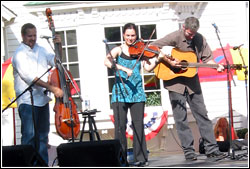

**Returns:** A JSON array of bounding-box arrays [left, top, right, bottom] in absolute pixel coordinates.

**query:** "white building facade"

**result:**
[[1, 1, 249, 152]]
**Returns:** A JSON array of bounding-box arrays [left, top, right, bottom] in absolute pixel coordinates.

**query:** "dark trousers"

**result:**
[[169, 90, 219, 155], [18, 103, 50, 165], [112, 102, 148, 162]]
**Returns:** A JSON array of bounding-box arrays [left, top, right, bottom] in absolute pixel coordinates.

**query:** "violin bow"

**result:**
[[104, 40, 129, 95], [127, 28, 156, 80]]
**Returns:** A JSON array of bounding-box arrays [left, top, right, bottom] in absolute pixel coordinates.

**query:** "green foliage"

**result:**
[[146, 92, 161, 107], [236, 128, 248, 139]]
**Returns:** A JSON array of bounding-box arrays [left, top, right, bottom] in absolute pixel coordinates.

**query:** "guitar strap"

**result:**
[[189, 37, 200, 61], [189, 40, 197, 55]]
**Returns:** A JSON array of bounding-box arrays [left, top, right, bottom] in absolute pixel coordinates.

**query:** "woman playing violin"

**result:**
[[104, 23, 163, 166]]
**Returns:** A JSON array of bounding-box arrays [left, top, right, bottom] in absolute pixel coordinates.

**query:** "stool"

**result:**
[[79, 109, 101, 141]]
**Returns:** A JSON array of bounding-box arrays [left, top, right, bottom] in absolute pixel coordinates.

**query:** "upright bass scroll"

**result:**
[[46, 8, 80, 140]]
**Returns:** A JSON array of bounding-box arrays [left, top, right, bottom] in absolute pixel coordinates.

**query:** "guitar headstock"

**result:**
[[230, 64, 243, 70]]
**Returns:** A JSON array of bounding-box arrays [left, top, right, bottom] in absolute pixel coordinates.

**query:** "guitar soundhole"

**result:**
[[171, 60, 188, 74]]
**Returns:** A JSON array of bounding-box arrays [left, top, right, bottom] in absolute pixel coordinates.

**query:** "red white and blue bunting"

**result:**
[[110, 107, 168, 141]]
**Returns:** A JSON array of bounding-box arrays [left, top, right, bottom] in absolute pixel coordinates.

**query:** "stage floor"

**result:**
[[148, 151, 248, 167], [48, 145, 248, 167]]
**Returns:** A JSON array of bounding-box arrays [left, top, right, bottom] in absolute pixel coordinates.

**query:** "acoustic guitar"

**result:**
[[154, 48, 242, 81]]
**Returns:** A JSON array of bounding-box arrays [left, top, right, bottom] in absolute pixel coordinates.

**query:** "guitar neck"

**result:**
[[181, 62, 219, 69], [180, 62, 242, 70]]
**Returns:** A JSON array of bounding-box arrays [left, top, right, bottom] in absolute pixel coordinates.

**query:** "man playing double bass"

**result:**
[[12, 23, 63, 165]]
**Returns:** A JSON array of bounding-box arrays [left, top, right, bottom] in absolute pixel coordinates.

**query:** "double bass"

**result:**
[[46, 8, 80, 140]]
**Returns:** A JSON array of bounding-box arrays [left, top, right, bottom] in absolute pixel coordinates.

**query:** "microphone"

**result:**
[[233, 44, 244, 50], [212, 23, 220, 33], [102, 39, 108, 44], [40, 35, 52, 39]]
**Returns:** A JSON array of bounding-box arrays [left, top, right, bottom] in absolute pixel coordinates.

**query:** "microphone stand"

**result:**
[[2, 67, 52, 157], [2, 66, 53, 113], [56, 58, 83, 102], [235, 47, 248, 119], [213, 25, 236, 159], [103, 40, 129, 166]]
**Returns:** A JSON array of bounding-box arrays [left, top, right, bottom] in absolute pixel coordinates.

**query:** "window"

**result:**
[[104, 24, 161, 108], [179, 22, 184, 30], [57, 30, 82, 111]]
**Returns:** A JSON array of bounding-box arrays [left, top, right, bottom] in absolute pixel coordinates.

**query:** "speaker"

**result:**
[[57, 139, 127, 167], [2, 145, 48, 167]]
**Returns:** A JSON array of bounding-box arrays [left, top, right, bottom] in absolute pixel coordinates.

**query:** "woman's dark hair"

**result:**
[[21, 23, 36, 36], [122, 23, 137, 35]]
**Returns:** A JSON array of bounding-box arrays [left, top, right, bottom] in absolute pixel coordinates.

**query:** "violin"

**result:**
[[129, 40, 160, 58], [46, 8, 80, 140]]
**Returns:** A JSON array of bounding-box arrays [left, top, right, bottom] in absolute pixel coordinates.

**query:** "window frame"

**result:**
[[56, 29, 82, 111]]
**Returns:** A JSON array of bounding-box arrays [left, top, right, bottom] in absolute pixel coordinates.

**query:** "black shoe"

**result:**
[[207, 150, 226, 158], [132, 161, 149, 167], [185, 153, 198, 161]]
